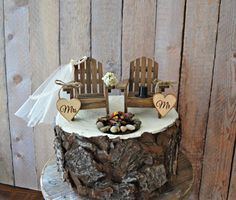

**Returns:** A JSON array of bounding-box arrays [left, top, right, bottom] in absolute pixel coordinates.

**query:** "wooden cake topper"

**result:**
[[153, 93, 177, 117], [56, 98, 81, 121], [55, 80, 82, 121]]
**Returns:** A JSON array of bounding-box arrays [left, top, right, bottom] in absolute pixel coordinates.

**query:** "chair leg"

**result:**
[[104, 87, 109, 115], [70, 88, 74, 99], [124, 88, 128, 113], [106, 104, 109, 115]]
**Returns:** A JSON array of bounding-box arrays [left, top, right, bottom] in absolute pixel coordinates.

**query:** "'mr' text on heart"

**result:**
[[156, 100, 171, 110], [60, 105, 77, 113]]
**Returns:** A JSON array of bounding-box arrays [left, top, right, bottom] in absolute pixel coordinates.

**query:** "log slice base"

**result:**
[[52, 120, 190, 200], [40, 152, 193, 200]]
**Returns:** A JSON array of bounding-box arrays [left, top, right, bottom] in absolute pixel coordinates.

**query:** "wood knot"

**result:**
[[13, 74, 22, 84], [16, 153, 23, 158], [14, 0, 28, 7], [8, 34, 13, 41]]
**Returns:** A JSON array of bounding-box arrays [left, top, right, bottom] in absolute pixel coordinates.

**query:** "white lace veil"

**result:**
[[15, 56, 87, 127]]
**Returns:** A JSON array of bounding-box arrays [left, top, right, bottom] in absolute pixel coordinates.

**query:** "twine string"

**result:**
[[55, 56, 87, 99], [55, 80, 83, 99], [70, 56, 87, 66], [152, 79, 177, 93]]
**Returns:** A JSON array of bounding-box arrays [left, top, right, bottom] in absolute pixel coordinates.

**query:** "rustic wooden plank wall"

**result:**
[[0, 0, 13, 186], [92, 0, 122, 79], [29, 0, 60, 188], [60, 0, 91, 64], [229, 151, 236, 200], [122, 0, 156, 80], [200, 0, 236, 199], [154, 0, 186, 95], [178, 0, 221, 199], [0, 0, 236, 199], [4, 0, 37, 189]]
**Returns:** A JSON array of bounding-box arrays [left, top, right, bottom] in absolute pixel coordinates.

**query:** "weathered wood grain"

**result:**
[[178, 0, 220, 199], [154, 0, 186, 95], [4, 0, 37, 189], [200, 0, 236, 199], [0, 0, 13, 185], [122, 0, 156, 79], [29, 0, 59, 189], [92, 0, 122, 82], [0, 183, 44, 200], [60, 0, 90, 64], [229, 147, 236, 200]]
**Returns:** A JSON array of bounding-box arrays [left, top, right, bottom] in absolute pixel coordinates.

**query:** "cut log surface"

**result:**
[[50, 95, 192, 199], [56, 96, 179, 139], [41, 152, 193, 200]]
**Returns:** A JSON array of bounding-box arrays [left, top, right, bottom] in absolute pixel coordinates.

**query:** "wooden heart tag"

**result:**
[[56, 98, 81, 121], [153, 93, 177, 117]]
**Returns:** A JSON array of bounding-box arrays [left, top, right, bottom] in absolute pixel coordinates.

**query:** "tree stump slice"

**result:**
[[51, 96, 191, 199], [40, 152, 193, 200]]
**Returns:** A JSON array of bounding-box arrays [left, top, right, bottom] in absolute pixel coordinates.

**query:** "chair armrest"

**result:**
[[116, 79, 129, 90], [154, 80, 177, 93]]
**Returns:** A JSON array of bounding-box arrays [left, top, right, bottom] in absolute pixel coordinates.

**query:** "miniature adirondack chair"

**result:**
[[118, 56, 169, 112], [63, 57, 109, 114]]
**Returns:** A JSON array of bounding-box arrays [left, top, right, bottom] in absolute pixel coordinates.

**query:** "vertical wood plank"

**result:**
[[97, 62, 103, 94], [73, 65, 79, 98], [147, 58, 152, 93], [29, 0, 59, 189], [86, 59, 92, 93], [74, 65, 79, 81], [60, 0, 90, 63], [92, 0, 122, 80], [122, 0, 156, 79], [154, 0, 186, 95], [129, 61, 135, 92], [0, 0, 13, 185], [4, 0, 37, 189], [91, 58, 97, 93], [178, 0, 220, 199], [153, 61, 158, 93], [140, 57, 146, 86], [80, 62, 85, 93], [200, 0, 236, 199], [229, 147, 236, 200], [134, 58, 140, 92]]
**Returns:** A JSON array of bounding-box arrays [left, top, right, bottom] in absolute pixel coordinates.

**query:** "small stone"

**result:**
[[96, 121, 104, 129], [121, 121, 127, 125], [133, 119, 141, 129], [100, 126, 110, 133], [126, 124, 135, 131], [110, 126, 119, 133], [120, 126, 127, 133], [133, 119, 141, 125]]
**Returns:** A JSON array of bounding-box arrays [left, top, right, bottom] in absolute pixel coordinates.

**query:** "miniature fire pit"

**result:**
[[96, 111, 141, 134]]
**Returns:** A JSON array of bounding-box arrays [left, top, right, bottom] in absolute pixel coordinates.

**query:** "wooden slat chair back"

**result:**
[[123, 57, 159, 112], [73, 57, 104, 96], [129, 57, 158, 96], [64, 57, 109, 114]]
